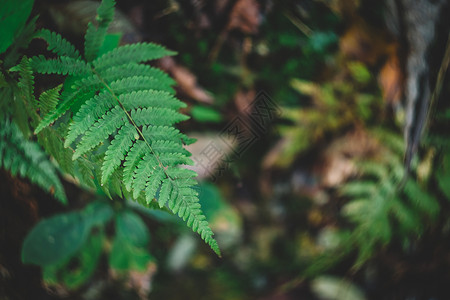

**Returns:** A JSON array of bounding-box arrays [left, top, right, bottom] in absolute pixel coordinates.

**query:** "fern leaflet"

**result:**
[[0, 118, 66, 203], [34, 29, 81, 59]]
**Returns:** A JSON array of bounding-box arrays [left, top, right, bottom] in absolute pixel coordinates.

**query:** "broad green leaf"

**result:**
[[83, 201, 114, 227], [22, 201, 112, 266], [109, 210, 152, 271], [191, 105, 222, 123], [0, 0, 34, 54], [116, 210, 150, 247], [109, 236, 153, 271], [22, 212, 90, 266], [43, 231, 104, 289]]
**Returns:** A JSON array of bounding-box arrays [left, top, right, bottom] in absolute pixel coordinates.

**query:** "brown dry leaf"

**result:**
[[378, 53, 403, 106], [227, 0, 261, 34], [339, 18, 395, 66], [209, 0, 260, 62], [109, 262, 157, 300], [126, 263, 157, 300], [321, 0, 360, 17], [158, 57, 214, 104], [315, 128, 379, 187]]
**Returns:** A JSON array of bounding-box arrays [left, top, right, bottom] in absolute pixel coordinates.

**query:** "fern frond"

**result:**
[[29, 0, 220, 256], [372, 128, 405, 155], [340, 181, 377, 198], [14, 56, 35, 106], [339, 128, 442, 268], [30, 55, 92, 76], [37, 127, 74, 174], [38, 85, 62, 116], [0, 118, 66, 203], [403, 179, 439, 218], [357, 161, 389, 179], [84, 0, 115, 62], [73, 159, 96, 189], [162, 177, 220, 255], [7, 57, 38, 138], [93, 43, 176, 70], [34, 29, 80, 59], [390, 199, 421, 233]]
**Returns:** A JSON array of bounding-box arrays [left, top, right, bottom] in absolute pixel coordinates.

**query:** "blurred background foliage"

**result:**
[[1, 0, 450, 299]]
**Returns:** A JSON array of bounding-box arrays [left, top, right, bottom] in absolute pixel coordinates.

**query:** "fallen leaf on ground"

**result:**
[[158, 57, 214, 104]]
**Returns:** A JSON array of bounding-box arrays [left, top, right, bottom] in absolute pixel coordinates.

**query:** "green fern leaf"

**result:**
[[120, 90, 185, 110], [9, 57, 37, 137], [28, 0, 220, 256], [142, 125, 196, 146], [145, 168, 165, 203], [0, 118, 66, 203], [390, 199, 421, 233], [73, 106, 126, 159], [123, 140, 147, 191], [131, 107, 189, 126], [108, 75, 174, 94], [158, 179, 172, 208], [37, 127, 74, 174], [84, 0, 115, 62], [65, 90, 115, 146], [340, 181, 377, 198], [151, 140, 191, 156], [38, 84, 62, 116], [132, 152, 159, 199], [93, 43, 175, 70], [74, 159, 96, 189], [30, 55, 92, 76], [101, 124, 136, 185], [100, 63, 175, 87], [35, 76, 102, 134], [403, 179, 439, 218], [14, 56, 35, 106], [34, 29, 80, 59]]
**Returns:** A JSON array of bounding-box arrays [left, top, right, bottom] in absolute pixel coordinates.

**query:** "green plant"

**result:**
[[0, 118, 66, 203], [0, 0, 220, 285], [42, 0, 217, 255], [21, 199, 163, 288], [339, 129, 440, 268], [272, 49, 449, 276]]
